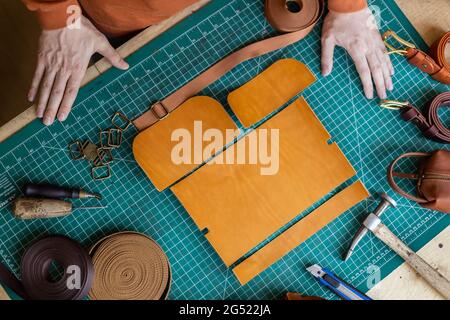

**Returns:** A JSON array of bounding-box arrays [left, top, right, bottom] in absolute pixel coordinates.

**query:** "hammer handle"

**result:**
[[374, 222, 450, 299]]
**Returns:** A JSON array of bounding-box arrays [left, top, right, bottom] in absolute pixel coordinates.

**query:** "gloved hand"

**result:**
[[28, 16, 129, 126], [321, 8, 394, 99]]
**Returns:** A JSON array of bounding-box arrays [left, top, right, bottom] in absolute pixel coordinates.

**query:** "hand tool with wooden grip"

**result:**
[[346, 193, 450, 299], [23, 183, 101, 200], [12, 197, 105, 220]]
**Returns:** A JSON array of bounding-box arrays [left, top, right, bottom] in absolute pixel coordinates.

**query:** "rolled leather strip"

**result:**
[[0, 235, 94, 300], [88, 232, 171, 300], [401, 92, 450, 143], [133, 0, 324, 130]]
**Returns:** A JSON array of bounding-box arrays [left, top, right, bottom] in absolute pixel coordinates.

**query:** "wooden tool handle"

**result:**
[[12, 197, 72, 220], [374, 222, 450, 299]]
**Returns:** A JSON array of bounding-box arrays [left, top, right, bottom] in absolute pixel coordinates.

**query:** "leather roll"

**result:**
[[88, 232, 171, 300], [265, 0, 322, 33], [0, 235, 94, 300]]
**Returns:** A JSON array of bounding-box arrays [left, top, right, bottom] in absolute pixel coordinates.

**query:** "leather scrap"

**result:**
[[232, 181, 369, 285], [228, 59, 316, 127]]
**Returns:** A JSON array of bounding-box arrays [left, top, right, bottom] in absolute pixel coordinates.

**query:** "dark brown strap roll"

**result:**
[[401, 92, 450, 143], [133, 0, 324, 131], [0, 235, 94, 300]]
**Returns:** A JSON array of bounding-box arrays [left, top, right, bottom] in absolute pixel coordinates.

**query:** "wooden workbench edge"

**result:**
[[0, 0, 211, 144]]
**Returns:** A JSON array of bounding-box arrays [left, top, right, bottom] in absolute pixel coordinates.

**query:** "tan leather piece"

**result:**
[[171, 97, 357, 266], [89, 232, 171, 300], [233, 181, 369, 285], [228, 59, 316, 127], [133, 0, 324, 131], [133, 96, 238, 191]]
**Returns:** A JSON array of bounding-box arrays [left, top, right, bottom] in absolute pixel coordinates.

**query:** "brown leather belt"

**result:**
[[133, 0, 324, 131], [384, 31, 450, 85], [381, 92, 450, 144], [0, 235, 94, 300]]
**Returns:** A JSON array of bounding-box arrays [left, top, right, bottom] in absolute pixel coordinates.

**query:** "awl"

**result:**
[[23, 183, 102, 200], [12, 197, 106, 220]]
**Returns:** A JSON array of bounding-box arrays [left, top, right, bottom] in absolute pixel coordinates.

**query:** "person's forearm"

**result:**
[[22, 0, 79, 29], [328, 0, 367, 13]]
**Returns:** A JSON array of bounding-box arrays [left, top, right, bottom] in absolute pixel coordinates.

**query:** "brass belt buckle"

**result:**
[[382, 30, 416, 56], [379, 99, 410, 110]]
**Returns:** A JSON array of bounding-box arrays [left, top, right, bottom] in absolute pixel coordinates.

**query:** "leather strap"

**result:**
[[406, 32, 450, 85], [133, 0, 324, 131], [88, 231, 171, 300], [0, 235, 94, 300], [387, 152, 431, 204], [400, 92, 450, 143]]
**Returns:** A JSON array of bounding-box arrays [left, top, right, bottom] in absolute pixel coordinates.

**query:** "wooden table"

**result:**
[[0, 0, 448, 300]]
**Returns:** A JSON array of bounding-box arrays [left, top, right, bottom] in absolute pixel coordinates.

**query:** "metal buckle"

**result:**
[[95, 147, 114, 166], [107, 128, 123, 148], [111, 111, 132, 131], [68, 140, 85, 160], [91, 164, 111, 181], [382, 30, 416, 56], [150, 101, 169, 120], [379, 100, 410, 110]]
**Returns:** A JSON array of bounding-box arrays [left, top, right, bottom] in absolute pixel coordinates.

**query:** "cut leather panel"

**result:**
[[227, 59, 316, 127], [171, 97, 357, 266], [133, 96, 238, 191], [233, 181, 369, 285]]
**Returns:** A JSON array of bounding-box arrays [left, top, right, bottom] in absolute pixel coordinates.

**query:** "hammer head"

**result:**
[[344, 192, 397, 261], [379, 193, 397, 209]]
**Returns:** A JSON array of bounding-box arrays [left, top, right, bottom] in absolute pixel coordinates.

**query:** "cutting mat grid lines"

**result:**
[[0, 0, 449, 300]]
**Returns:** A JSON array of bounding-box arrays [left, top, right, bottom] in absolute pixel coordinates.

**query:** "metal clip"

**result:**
[[91, 164, 111, 181], [107, 128, 123, 148], [111, 111, 132, 131], [95, 147, 114, 166], [382, 30, 416, 56], [379, 100, 410, 110], [68, 141, 85, 160]]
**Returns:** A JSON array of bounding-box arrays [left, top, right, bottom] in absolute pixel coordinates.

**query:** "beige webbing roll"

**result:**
[[88, 232, 171, 300]]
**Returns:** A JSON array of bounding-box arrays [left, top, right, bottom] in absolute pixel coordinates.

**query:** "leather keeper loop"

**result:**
[[423, 125, 440, 140], [151, 102, 169, 120]]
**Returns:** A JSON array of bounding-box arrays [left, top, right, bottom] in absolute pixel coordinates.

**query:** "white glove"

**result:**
[[321, 8, 394, 99]]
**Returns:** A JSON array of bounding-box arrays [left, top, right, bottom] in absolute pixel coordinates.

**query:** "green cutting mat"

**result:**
[[1, 0, 449, 300]]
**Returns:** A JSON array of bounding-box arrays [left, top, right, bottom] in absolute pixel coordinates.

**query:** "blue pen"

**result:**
[[307, 264, 372, 300]]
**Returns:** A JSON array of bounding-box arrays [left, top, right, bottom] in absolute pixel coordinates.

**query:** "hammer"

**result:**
[[345, 193, 450, 299]]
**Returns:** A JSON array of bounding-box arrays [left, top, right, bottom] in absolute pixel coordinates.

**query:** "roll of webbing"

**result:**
[[88, 232, 171, 300], [0, 235, 94, 300]]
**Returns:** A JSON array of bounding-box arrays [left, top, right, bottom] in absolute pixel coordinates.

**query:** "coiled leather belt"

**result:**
[[0, 235, 94, 300], [88, 232, 171, 300], [134, 0, 324, 131], [381, 92, 450, 143], [384, 31, 450, 85], [0, 232, 171, 300]]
